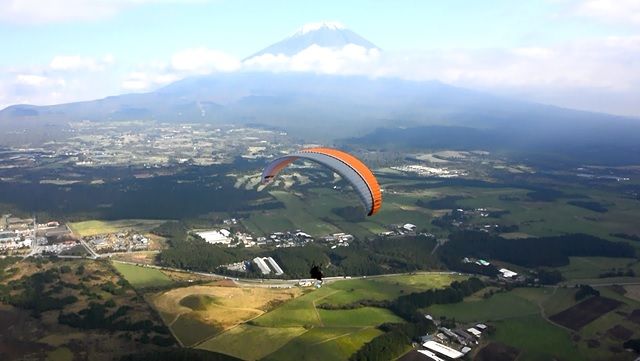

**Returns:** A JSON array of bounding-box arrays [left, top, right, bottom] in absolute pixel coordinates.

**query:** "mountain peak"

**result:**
[[245, 22, 378, 60], [294, 21, 346, 35]]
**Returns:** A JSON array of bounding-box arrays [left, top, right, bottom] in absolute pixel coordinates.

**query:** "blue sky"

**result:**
[[1, 0, 639, 115]]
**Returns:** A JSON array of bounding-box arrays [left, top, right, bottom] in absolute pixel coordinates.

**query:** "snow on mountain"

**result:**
[[245, 21, 379, 60], [295, 21, 346, 35]]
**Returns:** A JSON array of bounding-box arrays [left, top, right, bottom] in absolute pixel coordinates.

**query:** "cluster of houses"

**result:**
[[0, 230, 32, 251], [462, 257, 522, 281], [390, 165, 465, 178], [320, 232, 354, 249], [409, 317, 488, 360], [39, 240, 79, 254], [88, 232, 149, 253], [196, 227, 319, 249], [379, 223, 421, 237]]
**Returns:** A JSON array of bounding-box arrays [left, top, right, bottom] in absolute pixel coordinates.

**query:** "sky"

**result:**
[[1, 0, 639, 116]]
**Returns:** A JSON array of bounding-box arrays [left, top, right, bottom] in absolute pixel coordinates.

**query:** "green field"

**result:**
[[112, 262, 173, 288], [321, 274, 459, 306], [254, 273, 462, 328], [427, 290, 539, 322], [69, 219, 166, 237], [558, 257, 640, 280], [197, 273, 460, 360], [240, 173, 640, 245], [198, 325, 307, 360], [491, 315, 581, 361], [426, 285, 640, 361], [171, 313, 221, 347], [263, 327, 384, 361]]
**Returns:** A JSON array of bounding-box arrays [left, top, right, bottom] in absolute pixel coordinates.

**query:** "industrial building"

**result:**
[[499, 268, 518, 278], [253, 256, 285, 276], [196, 229, 231, 244], [422, 341, 464, 359], [253, 257, 271, 275], [266, 257, 284, 275]]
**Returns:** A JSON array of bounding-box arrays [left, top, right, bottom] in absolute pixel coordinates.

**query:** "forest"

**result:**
[[439, 231, 634, 268]]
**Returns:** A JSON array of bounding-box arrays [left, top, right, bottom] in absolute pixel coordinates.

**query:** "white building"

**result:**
[[467, 327, 482, 337], [417, 350, 445, 361], [266, 257, 284, 275], [196, 229, 231, 245], [403, 223, 417, 231], [423, 341, 464, 359], [499, 268, 518, 278], [253, 257, 271, 275]]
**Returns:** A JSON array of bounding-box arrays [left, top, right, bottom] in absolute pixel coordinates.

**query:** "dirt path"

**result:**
[[312, 290, 340, 327], [534, 286, 574, 333]]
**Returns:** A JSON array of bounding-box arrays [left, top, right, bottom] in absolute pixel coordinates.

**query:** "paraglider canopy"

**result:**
[[261, 147, 382, 216]]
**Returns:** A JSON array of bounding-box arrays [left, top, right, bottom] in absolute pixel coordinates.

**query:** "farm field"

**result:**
[[263, 326, 385, 361], [192, 273, 459, 360], [427, 284, 640, 361], [112, 262, 174, 289], [426, 289, 539, 322], [549, 296, 623, 331], [244, 173, 640, 245], [68, 219, 166, 237], [491, 315, 582, 361], [149, 283, 302, 346], [557, 257, 640, 280], [198, 324, 307, 361]]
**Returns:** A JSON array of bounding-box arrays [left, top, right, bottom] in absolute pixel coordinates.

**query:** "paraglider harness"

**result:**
[[310, 263, 323, 288]]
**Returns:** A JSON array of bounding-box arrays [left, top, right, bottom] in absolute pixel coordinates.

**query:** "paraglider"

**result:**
[[310, 263, 324, 288], [261, 147, 382, 216]]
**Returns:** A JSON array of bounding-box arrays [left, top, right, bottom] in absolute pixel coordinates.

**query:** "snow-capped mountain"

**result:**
[[245, 21, 379, 60]]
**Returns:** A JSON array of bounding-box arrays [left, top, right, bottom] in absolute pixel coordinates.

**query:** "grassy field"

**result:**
[[194, 273, 459, 360], [171, 313, 222, 346], [198, 325, 307, 360], [112, 262, 173, 288], [150, 283, 302, 347], [426, 290, 539, 322], [263, 327, 385, 361], [557, 257, 640, 280], [254, 273, 462, 328], [318, 307, 403, 327], [491, 315, 582, 361], [69, 219, 166, 237], [426, 284, 640, 361], [320, 274, 459, 306], [242, 173, 640, 245], [426, 287, 585, 360]]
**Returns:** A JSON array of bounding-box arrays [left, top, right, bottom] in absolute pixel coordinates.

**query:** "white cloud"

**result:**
[[121, 71, 180, 90], [171, 47, 241, 73], [0, 0, 206, 24], [244, 44, 381, 74], [2, 35, 639, 117], [242, 36, 640, 116], [15, 74, 48, 86], [49, 55, 113, 71], [120, 47, 241, 91], [574, 0, 640, 25]]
